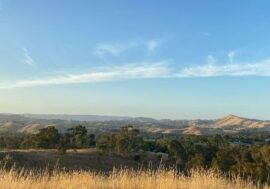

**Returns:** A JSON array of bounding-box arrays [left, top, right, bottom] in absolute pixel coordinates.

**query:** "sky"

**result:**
[[0, 0, 270, 120]]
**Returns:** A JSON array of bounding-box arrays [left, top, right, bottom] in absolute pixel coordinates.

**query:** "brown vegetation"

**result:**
[[0, 168, 268, 189]]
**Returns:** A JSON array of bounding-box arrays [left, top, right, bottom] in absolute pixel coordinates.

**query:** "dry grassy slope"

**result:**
[[0, 114, 73, 134], [0, 114, 270, 135], [0, 122, 66, 134], [213, 115, 270, 129], [17, 124, 50, 134], [0, 121, 25, 133], [145, 115, 270, 135]]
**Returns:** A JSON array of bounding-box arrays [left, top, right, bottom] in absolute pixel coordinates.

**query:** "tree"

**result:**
[[168, 140, 181, 155], [211, 147, 237, 172], [96, 133, 116, 153], [186, 153, 205, 170], [33, 126, 61, 149], [155, 139, 170, 153], [115, 125, 142, 155], [66, 125, 88, 149], [168, 140, 186, 169], [88, 134, 96, 147]]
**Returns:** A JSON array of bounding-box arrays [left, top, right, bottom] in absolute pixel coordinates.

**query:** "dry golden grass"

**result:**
[[0, 168, 268, 189]]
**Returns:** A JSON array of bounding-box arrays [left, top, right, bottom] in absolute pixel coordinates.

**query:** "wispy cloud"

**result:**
[[0, 61, 170, 89], [22, 47, 36, 67], [176, 59, 270, 77], [94, 39, 161, 57], [94, 42, 137, 57], [228, 50, 236, 63], [2, 57, 270, 90]]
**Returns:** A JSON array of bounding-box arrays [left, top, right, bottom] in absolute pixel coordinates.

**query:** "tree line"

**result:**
[[0, 125, 95, 152]]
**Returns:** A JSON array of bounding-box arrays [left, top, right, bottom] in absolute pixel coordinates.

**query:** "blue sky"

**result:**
[[0, 0, 270, 119]]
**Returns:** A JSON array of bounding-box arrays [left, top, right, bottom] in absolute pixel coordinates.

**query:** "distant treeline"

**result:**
[[0, 125, 270, 183], [0, 125, 95, 151]]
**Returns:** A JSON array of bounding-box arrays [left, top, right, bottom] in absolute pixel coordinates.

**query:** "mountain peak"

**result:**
[[216, 115, 243, 122], [222, 114, 242, 120], [213, 114, 270, 129]]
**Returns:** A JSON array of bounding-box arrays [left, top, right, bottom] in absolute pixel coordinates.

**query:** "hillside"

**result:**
[[212, 115, 270, 130], [0, 114, 270, 135]]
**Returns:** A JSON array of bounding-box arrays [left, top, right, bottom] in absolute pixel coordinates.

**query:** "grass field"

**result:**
[[0, 168, 268, 189], [0, 149, 269, 189]]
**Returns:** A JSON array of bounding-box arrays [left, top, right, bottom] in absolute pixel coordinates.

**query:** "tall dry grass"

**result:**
[[0, 168, 268, 189]]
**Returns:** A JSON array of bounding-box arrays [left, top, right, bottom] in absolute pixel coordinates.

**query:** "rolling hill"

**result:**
[[0, 114, 269, 135]]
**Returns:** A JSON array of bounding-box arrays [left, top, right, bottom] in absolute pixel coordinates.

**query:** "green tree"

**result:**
[[67, 125, 88, 149], [33, 126, 61, 149], [87, 133, 96, 147], [115, 125, 142, 155], [96, 133, 116, 153], [186, 153, 205, 170], [211, 147, 237, 172], [168, 140, 186, 168], [155, 138, 170, 153]]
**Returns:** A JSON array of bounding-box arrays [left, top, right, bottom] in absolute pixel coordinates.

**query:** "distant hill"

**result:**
[[23, 113, 131, 122], [212, 115, 270, 130], [0, 113, 270, 135]]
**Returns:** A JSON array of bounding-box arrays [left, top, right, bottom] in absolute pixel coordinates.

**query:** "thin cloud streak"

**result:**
[[94, 42, 137, 57], [177, 59, 270, 77], [22, 47, 36, 67], [228, 50, 236, 64], [0, 61, 170, 89], [94, 39, 161, 57], [1, 59, 270, 89]]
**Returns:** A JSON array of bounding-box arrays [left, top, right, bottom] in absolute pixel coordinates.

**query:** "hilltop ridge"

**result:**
[[213, 114, 270, 129], [0, 113, 269, 135]]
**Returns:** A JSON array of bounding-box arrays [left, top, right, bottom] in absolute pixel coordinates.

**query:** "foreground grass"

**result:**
[[0, 168, 268, 189]]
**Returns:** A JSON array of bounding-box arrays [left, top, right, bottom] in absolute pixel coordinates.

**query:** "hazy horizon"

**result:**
[[1, 112, 269, 121], [1, 0, 270, 120]]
